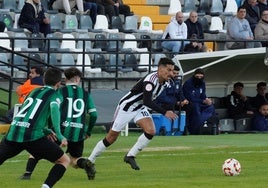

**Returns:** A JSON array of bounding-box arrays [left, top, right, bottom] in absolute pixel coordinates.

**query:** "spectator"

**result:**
[[252, 81, 268, 109], [257, 0, 268, 14], [113, 0, 133, 17], [226, 6, 261, 49], [225, 82, 254, 119], [85, 0, 105, 15], [161, 11, 189, 54], [96, 0, 117, 23], [183, 34, 201, 53], [185, 11, 207, 52], [254, 9, 268, 47], [83, 1, 98, 24], [19, 0, 51, 37], [252, 103, 268, 131], [243, 0, 261, 32], [182, 68, 216, 135], [52, 0, 84, 14], [155, 65, 192, 134], [16, 66, 44, 104]]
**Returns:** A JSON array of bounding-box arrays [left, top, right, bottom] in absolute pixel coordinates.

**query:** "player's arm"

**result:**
[[50, 101, 66, 145], [86, 95, 98, 137], [143, 82, 167, 115]]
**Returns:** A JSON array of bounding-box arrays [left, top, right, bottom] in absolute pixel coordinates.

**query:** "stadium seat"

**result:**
[[44, 53, 58, 66], [153, 53, 166, 70], [14, 32, 29, 51], [122, 33, 137, 51], [49, 13, 63, 32], [106, 54, 123, 72], [107, 33, 122, 52], [93, 33, 107, 51], [28, 53, 42, 66], [139, 53, 152, 71], [60, 53, 75, 69], [17, 0, 24, 12], [76, 53, 101, 72], [0, 13, 13, 30], [138, 34, 151, 51], [29, 33, 44, 50], [197, 0, 210, 14], [94, 15, 109, 30], [0, 32, 10, 49], [76, 33, 93, 51], [0, 52, 10, 72], [168, 0, 182, 15], [210, 16, 223, 32], [13, 54, 26, 71], [78, 15, 93, 31], [111, 16, 124, 32], [224, 0, 238, 15], [210, 0, 223, 16], [64, 15, 78, 31], [124, 15, 138, 33], [60, 33, 76, 51], [93, 54, 106, 71], [45, 33, 61, 50], [139, 16, 153, 32], [183, 0, 197, 14], [2, 0, 17, 11]]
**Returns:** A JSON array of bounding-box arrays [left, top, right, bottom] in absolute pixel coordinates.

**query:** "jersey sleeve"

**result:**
[[143, 81, 167, 115]]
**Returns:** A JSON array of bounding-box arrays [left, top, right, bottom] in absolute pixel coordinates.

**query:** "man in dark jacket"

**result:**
[[252, 82, 268, 110], [243, 0, 261, 32], [226, 82, 254, 119], [184, 11, 207, 52], [19, 0, 51, 37]]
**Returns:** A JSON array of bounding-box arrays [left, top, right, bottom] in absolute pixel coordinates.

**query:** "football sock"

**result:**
[[41, 184, 50, 188], [127, 132, 153, 157], [44, 164, 66, 187], [25, 157, 39, 174], [77, 158, 87, 169], [88, 139, 107, 163]]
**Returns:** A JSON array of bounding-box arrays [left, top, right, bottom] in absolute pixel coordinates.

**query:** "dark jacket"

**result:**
[[252, 93, 268, 109], [185, 19, 204, 42], [252, 112, 268, 131], [19, 0, 46, 27], [243, 0, 260, 31]]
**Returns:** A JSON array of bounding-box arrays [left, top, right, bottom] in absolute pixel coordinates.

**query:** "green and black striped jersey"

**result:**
[[6, 86, 63, 142], [58, 84, 97, 142]]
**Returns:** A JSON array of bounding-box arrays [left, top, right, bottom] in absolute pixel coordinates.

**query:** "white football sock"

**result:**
[[88, 140, 107, 163], [41, 184, 50, 188], [127, 133, 151, 157]]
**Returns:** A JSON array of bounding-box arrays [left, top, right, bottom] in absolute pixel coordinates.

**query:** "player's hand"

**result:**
[[165, 110, 178, 120], [60, 138, 68, 147], [47, 132, 57, 142]]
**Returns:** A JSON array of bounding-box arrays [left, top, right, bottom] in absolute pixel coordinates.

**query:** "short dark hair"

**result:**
[[257, 82, 267, 88], [64, 67, 83, 80], [44, 68, 62, 86], [174, 65, 180, 71], [234, 82, 244, 88], [31, 66, 44, 76], [158, 57, 175, 67], [237, 6, 246, 12]]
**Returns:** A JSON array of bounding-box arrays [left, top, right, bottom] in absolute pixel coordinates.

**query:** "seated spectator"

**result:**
[[184, 11, 207, 52], [161, 11, 189, 54], [19, 0, 51, 37], [155, 65, 192, 134], [85, 0, 105, 15], [52, 0, 84, 14], [183, 34, 201, 53], [252, 103, 268, 131], [226, 6, 262, 49], [225, 82, 254, 119], [96, 0, 117, 23], [182, 68, 216, 135], [113, 0, 133, 17], [243, 0, 261, 32], [83, 1, 98, 24], [257, 0, 268, 14], [254, 9, 268, 47], [252, 82, 268, 109]]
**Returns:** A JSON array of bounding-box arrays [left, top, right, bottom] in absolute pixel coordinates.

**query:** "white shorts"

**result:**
[[111, 105, 152, 132]]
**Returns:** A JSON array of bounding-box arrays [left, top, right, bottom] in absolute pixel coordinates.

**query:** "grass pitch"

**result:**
[[0, 132, 268, 188]]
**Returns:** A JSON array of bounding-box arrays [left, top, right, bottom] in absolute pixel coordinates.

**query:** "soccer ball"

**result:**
[[222, 158, 241, 176]]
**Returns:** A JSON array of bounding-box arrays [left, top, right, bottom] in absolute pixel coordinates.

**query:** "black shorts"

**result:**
[[0, 137, 64, 165], [66, 140, 84, 158]]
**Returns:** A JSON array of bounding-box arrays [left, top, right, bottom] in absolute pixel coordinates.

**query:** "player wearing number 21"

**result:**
[[0, 68, 70, 188], [19, 67, 98, 185]]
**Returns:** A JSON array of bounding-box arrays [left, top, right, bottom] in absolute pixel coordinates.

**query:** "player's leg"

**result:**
[[27, 137, 70, 188], [86, 106, 135, 179], [0, 138, 24, 165], [124, 108, 155, 170], [20, 155, 39, 180]]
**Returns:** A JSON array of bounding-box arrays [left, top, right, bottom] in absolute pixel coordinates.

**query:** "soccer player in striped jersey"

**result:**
[[84, 57, 178, 179], [20, 67, 98, 181], [0, 68, 70, 188]]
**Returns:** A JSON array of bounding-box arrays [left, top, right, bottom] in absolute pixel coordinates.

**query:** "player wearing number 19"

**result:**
[[0, 68, 70, 188], [20, 67, 98, 181]]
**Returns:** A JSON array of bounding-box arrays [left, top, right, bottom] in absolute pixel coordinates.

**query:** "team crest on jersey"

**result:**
[[145, 83, 153, 91]]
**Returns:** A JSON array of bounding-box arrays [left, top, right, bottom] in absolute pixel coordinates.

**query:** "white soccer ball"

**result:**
[[222, 158, 241, 176]]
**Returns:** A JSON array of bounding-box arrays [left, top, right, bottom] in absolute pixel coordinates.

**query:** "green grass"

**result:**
[[0, 133, 268, 188]]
